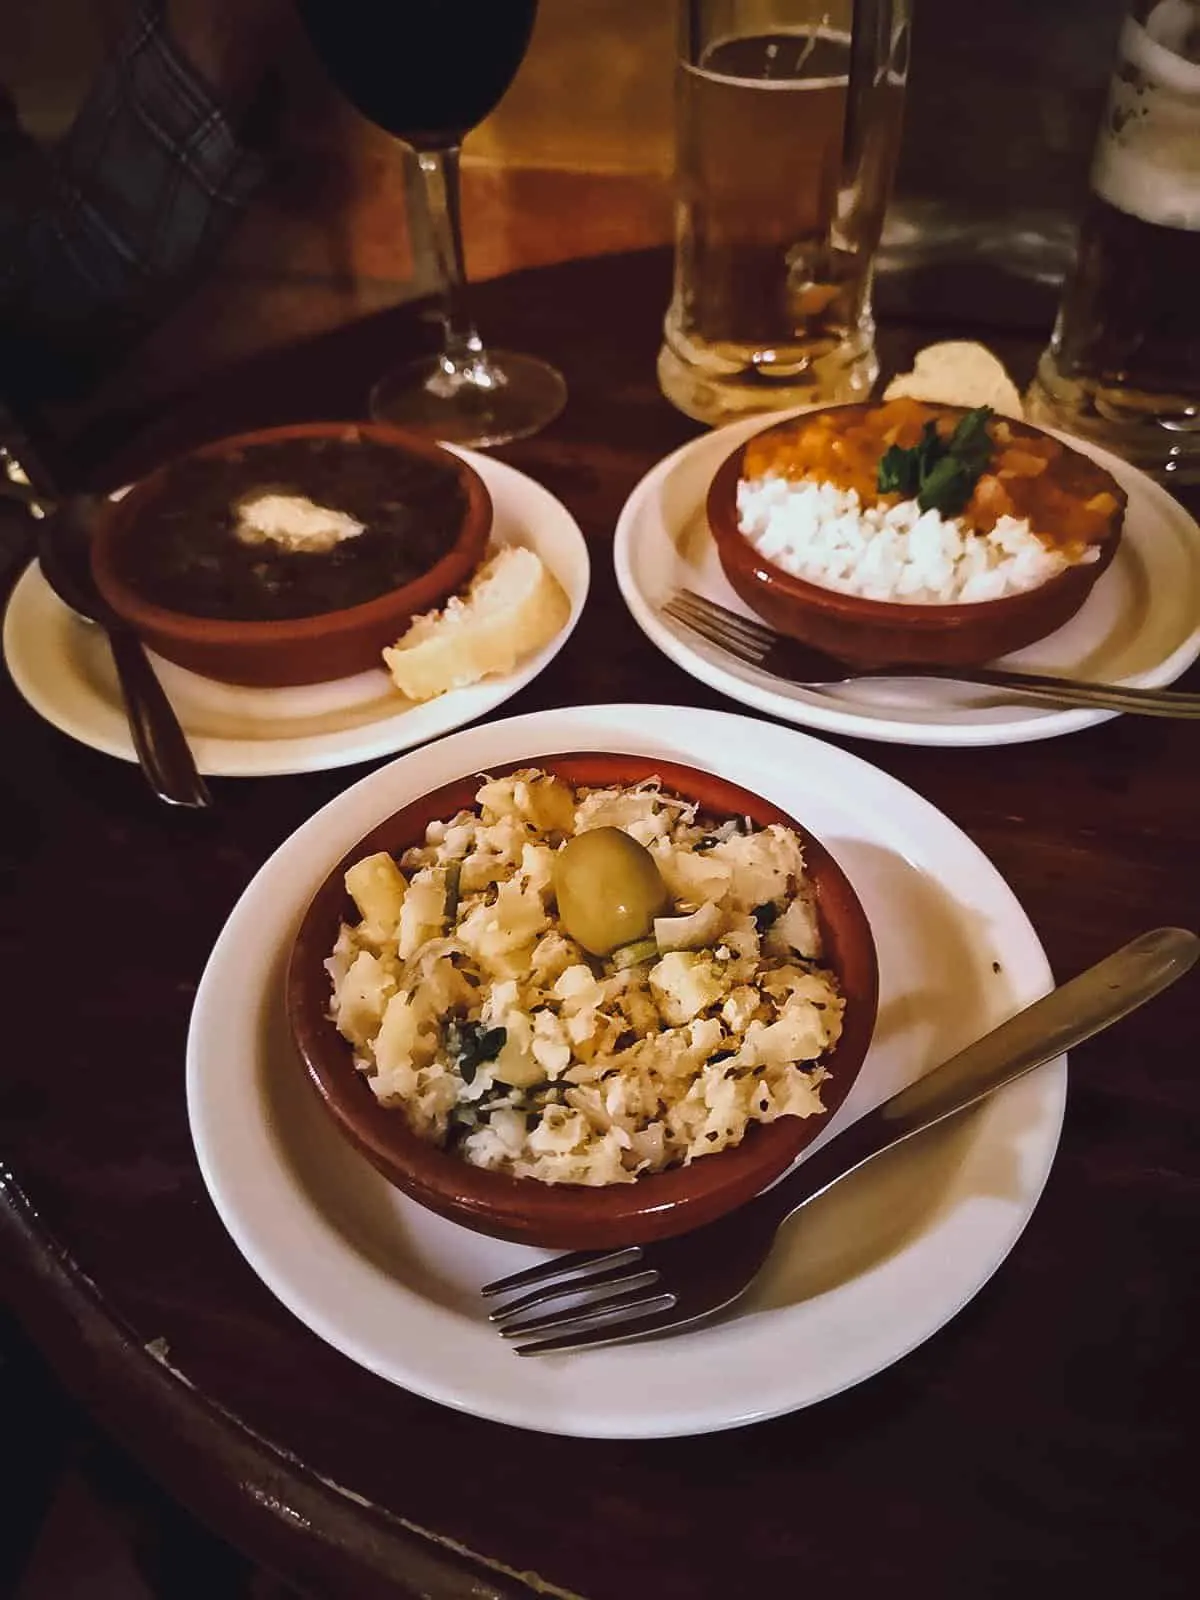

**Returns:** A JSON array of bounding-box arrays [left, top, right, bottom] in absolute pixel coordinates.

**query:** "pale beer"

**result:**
[[659, 4, 908, 427]]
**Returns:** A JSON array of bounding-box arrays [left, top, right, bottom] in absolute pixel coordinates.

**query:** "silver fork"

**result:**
[[483, 928, 1198, 1356], [662, 589, 1200, 718]]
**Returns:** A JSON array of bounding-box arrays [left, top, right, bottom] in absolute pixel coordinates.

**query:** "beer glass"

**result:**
[[1027, 2, 1200, 483], [658, 0, 910, 427]]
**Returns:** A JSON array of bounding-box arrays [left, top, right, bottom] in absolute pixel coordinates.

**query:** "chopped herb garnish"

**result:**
[[877, 440, 920, 497], [752, 902, 780, 933], [915, 454, 975, 518], [876, 405, 995, 516], [443, 861, 462, 922], [446, 1020, 507, 1084], [611, 938, 659, 971]]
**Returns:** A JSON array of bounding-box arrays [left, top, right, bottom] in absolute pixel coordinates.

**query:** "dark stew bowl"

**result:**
[[286, 752, 879, 1250], [707, 404, 1126, 669], [90, 420, 492, 688]]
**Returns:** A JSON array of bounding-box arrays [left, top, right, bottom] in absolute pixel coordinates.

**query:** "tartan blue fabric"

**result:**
[[1, 0, 266, 352]]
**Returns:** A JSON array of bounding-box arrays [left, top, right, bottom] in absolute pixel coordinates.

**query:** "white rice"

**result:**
[[737, 475, 1096, 605]]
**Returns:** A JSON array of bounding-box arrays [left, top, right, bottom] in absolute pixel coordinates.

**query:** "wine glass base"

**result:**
[[369, 351, 566, 448]]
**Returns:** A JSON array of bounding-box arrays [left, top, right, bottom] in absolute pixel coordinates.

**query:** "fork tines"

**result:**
[[663, 590, 776, 665], [481, 1245, 676, 1356]]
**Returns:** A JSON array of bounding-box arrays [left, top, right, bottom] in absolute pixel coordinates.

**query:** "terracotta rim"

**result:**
[[90, 420, 493, 648], [286, 752, 879, 1248], [706, 404, 1125, 634]]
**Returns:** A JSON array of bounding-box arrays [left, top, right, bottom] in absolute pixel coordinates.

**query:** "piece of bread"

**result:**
[[382, 545, 570, 702], [883, 341, 1025, 418]]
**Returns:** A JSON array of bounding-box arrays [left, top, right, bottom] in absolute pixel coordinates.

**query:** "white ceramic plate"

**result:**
[[187, 703, 1065, 1439], [2, 450, 589, 777], [614, 418, 1200, 746]]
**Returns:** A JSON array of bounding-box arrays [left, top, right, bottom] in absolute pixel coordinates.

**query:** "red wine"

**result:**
[[295, 0, 540, 147]]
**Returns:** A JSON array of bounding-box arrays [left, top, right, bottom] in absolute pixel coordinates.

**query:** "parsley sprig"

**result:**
[[877, 406, 995, 517], [446, 1020, 507, 1084]]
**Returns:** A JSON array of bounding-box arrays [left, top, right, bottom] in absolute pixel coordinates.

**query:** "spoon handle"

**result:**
[[107, 626, 212, 808]]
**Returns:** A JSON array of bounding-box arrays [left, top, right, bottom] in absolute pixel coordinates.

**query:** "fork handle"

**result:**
[[747, 928, 1199, 1234], [889, 663, 1200, 719]]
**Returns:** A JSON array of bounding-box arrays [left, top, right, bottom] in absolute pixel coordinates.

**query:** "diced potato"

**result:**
[[373, 992, 423, 1078], [397, 870, 450, 959], [414, 953, 474, 1016], [649, 952, 727, 1026], [344, 852, 406, 940], [522, 774, 576, 834], [475, 776, 523, 822], [768, 894, 822, 959], [332, 950, 398, 1049]]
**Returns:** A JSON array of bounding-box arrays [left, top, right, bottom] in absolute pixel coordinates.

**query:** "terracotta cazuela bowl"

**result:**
[[707, 404, 1126, 668], [286, 752, 879, 1249], [90, 420, 492, 688]]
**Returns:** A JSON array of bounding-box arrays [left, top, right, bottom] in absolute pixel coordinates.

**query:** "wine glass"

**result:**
[[295, 0, 566, 447]]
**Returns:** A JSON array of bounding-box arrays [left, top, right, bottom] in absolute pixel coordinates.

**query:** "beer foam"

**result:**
[[1092, 12, 1200, 230]]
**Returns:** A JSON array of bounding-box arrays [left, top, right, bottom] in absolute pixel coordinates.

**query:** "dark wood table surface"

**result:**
[[3, 249, 1198, 1600]]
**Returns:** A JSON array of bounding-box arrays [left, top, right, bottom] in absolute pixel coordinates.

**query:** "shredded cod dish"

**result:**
[[326, 769, 845, 1185]]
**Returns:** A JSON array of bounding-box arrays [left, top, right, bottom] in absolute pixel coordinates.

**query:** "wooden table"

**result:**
[[3, 249, 1198, 1600]]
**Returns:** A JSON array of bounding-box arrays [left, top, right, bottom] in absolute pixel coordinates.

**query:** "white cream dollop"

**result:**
[[234, 491, 365, 554]]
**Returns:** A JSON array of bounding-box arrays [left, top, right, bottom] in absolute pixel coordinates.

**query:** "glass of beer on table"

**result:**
[[658, 0, 910, 428], [1027, 2, 1200, 483]]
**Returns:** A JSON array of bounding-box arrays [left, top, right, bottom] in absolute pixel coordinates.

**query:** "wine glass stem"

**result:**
[[413, 146, 496, 392]]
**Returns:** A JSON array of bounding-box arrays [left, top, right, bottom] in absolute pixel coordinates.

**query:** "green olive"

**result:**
[[554, 827, 669, 957]]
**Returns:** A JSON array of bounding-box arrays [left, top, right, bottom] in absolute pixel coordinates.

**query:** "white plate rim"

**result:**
[[613, 417, 1200, 747], [186, 703, 1066, 1439], [2, 449, 590, 778]]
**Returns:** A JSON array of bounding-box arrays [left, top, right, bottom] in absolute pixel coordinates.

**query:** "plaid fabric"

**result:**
[[1, 0, 266, 382]]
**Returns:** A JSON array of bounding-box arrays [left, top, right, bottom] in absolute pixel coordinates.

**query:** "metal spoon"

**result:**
[[36, 497, 212, 808]]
